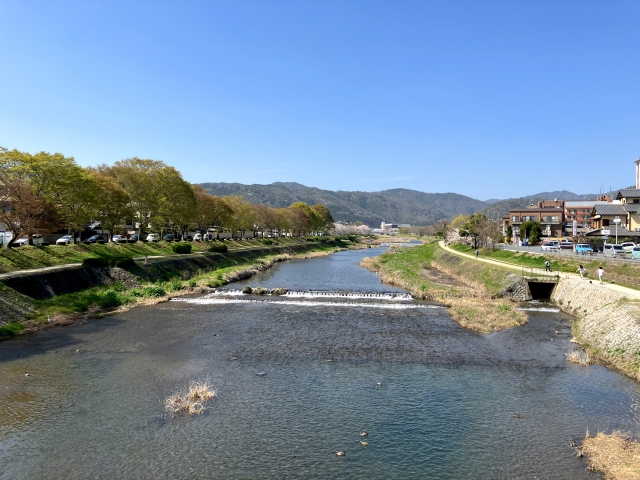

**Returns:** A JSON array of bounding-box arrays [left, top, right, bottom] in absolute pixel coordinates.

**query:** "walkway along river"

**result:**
[[1, 247, 639, 478]]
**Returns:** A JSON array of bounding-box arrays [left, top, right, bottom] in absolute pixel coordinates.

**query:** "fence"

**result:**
[[521, 267, 560, 279], [497, 244, 639, 265]]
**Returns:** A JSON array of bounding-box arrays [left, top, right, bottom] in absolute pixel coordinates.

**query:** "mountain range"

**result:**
[[199, 182, 618, 227]]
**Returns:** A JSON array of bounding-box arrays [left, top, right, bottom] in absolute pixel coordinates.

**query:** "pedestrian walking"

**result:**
[[578, 265, 585, 280], [598, 266, 605, 285], [475, 249, 479, 258], [545, 260, 551, 272]]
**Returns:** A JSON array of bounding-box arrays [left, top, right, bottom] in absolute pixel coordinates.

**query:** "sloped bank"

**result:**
[[551, 279, 640, 382], [0, 241, 349, 332], [361, 243, 527, 332]]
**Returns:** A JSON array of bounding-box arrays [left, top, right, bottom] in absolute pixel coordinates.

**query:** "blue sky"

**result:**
[[1, 1, 639, 200]]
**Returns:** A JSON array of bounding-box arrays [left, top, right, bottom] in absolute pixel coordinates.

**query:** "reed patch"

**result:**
[[164, 380, 217, 417], [579, 431, 640, 480]]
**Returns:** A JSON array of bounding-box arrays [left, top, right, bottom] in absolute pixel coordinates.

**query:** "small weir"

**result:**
[[208, 289, 413, 301]]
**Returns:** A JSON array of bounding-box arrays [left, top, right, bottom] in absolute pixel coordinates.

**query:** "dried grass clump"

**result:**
[[580, 431, 640, 480], [565, 348, 593, 366], [446, 296, 527, 333], [164, 380, 217, 417]]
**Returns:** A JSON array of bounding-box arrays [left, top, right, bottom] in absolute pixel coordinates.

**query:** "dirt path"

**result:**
[[439, 241, 640, 300]]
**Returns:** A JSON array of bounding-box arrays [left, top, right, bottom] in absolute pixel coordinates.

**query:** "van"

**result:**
[[603, 244, 627, 258]]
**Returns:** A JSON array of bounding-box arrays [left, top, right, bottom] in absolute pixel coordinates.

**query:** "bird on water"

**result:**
[[360, 432, 367, 437], [336, 451, 346, 456], [377, 381, 382, 387]]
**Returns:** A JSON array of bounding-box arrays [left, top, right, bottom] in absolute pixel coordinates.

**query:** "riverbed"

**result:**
[[1, 248, 639, 479]]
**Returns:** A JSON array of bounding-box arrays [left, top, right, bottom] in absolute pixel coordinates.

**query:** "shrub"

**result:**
[[172, 243, 192, 254], [261, 238, 273, 245], [141, 286, 166, 298], [99, 289, 126, 308], [0, 322, 26, 338], [254, 287, 268, 295], [188, 279, 197, 288], [167, 279, 183, 292], [208, 242, 228, 253], [242, 286, 253, 294]]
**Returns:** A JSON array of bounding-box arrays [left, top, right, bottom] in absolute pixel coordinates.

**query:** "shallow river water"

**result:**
[[1, 248, 639, 479]]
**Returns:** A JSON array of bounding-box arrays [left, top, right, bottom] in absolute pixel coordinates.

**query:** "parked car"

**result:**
[[621, 242, 636, 252], [575, 244, 593, 254], [541, 241, 560, 251], [14, 235, 44, 247], [86, 235, 106, 244], [112, 235, 128, 243], [193, 233, 203, 241], [146, 233, 161, 242], [576, 243, 593, 255], [182, 234, 193, 241], [56, 235, 74, 245], [603, 244, 627, 258], [631, 246, 640, 260], [128, 234, 139, 243], [162, 234, 175, 242], [559, 241, 573, 250]]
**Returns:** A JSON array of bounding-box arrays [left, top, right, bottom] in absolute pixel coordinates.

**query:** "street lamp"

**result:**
[[614, 216, 621, 244]]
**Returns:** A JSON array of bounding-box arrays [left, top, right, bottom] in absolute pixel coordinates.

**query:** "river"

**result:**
[[1, 247, 639, 479]]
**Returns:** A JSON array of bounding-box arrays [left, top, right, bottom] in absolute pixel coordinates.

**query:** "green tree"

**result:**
[[91, 173, 135, 240], [519, 220, 542, 245], [222, 195, 256, 238], [310, 204, 334, 232], [459, 213, 487, 248]]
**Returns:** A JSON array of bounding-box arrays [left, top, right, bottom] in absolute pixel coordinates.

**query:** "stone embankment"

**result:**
[[552, 279, 640, 380], [0, 243, 330, 327]]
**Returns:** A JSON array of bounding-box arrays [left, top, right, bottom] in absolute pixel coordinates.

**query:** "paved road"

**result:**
[[438, 241, 640, 300]]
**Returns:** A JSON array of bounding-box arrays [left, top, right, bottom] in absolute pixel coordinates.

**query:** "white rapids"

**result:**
[[171, 297, 443, 310]]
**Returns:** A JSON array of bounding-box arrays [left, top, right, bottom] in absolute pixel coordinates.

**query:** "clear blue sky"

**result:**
[[1, 1, 639, 200]]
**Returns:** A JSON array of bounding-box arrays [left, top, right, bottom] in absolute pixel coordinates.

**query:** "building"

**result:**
[[563, 198, 610, 235], [506, 199, 565, 241]]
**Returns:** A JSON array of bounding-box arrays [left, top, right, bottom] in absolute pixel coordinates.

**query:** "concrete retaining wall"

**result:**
[[552, 279, 640, 377]]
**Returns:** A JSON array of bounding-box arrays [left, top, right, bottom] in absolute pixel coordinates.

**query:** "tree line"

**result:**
[[0, 147, 334, 247]]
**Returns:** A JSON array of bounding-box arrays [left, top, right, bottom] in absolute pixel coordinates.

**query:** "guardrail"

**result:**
[[521, 267, 560, 279], [497, 244, 639, 264]]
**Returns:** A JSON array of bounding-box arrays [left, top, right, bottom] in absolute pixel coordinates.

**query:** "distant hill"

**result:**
[[479, 189, 620, 219], [199, 182, 487, 226], [198, 181, 624, 226]]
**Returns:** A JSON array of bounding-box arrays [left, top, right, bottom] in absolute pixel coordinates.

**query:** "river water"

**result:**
[[1, 248, 639, 479]]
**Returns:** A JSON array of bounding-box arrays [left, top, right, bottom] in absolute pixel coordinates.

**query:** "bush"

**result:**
[[172, 243, 192, 254], [207, 242, 228, 253], [99, 289, 127, 308], [261, 238, 273, 245], [167, 279, 183, 292], [0, 322, 26, 338], [242, 286, 253, 294], [188, 279, 197, 288], [141, 286, 166, 298]]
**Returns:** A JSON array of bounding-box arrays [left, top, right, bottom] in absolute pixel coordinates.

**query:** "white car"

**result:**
[[146, 233, 161, 242], [14, 234, 44, 247], [541, 241, 560, 251], [193, 233, 203, 241], [112, 235, 128, 243], [56, 235, 74, 245], [621, 242, 635, 252]]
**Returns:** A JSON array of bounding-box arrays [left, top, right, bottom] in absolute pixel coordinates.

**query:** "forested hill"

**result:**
[[199, 182, 487, 226]]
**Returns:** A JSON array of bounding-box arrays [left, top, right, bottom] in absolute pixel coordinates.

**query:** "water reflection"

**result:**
[[0, 248, 638, 479]]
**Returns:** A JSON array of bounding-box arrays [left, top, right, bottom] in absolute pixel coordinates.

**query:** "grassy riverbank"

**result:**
[[361, 242, 526, 332], [1, 237, 358, 337], [0, 236, 313, 274], [451, 244, 640, 290]]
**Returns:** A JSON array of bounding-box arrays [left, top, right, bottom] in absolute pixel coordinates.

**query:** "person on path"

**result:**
[[545, 260, 551, 272], [598, 266, 605, 285], [475, 249, 479, 258], [578, 265, 585, 280]]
